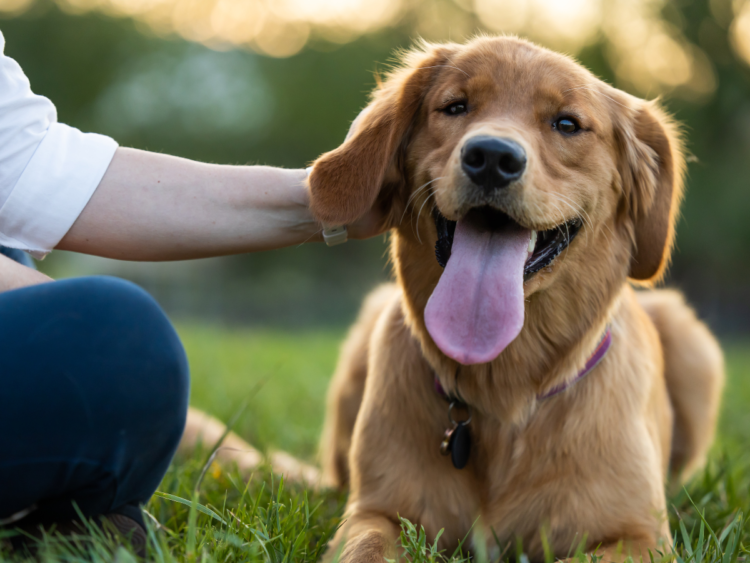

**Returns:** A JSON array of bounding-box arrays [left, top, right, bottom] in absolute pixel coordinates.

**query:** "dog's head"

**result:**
[[309, 36, 685, 368]]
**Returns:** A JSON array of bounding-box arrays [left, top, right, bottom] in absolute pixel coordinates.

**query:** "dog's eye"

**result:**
[[553, 117, 581, 135], [443, 101, 468, 116]]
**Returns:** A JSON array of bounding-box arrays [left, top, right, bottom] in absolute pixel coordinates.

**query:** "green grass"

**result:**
[[182, 325, 345, 461], [2, 325, 750, 562]]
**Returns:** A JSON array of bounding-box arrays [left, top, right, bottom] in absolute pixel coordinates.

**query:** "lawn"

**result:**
[[2, 324, 750, 562]]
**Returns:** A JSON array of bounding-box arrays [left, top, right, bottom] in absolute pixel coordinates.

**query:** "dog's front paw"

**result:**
[[335, 530, 395, 563]]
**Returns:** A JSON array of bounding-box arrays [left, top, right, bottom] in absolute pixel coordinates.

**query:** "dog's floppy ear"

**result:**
[[613, 96, 686, 282], [308, 43, 458, 226]]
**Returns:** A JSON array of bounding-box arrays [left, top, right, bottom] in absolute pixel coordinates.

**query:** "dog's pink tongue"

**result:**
[[425, 218, 530, 365]]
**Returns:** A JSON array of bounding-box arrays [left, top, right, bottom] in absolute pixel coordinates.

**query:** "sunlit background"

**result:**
[[7, 0, 750, 98], [2, 0, 750, 332]]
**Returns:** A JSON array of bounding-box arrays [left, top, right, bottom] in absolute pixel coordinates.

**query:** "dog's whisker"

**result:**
[[400, 178, 442, 229], [558, 195, 591, 227], [413, 189, 436, 245], [414, 192, 437, 244], [402, 177, 443, 225], [545, 199, 574, 270], [529, 197, 584, 269], [549, 194, 595, 241], [550, 193, 593, 231], [551, 192, 615, 241], [546, 200, 568, 228], [545, 193, 593, 241], [406, 178, 440, 207]]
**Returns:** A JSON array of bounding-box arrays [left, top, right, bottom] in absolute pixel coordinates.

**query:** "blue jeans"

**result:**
[[0, 275, 190, 527]]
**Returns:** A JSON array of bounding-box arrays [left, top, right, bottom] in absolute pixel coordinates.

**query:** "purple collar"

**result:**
[[537, 327, 612, 400], [434, 327, 613, 402]]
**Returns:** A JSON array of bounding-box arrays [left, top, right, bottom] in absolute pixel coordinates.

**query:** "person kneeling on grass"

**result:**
[[0, 29, 381, 557]]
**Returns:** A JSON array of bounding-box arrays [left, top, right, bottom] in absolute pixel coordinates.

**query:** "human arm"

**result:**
[[0, 253, 52, 292], [56, 147, 384, 261], [58, 148, 316, 260]]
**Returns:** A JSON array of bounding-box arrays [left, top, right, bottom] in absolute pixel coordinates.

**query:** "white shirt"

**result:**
[[0, 30, 117, 259]]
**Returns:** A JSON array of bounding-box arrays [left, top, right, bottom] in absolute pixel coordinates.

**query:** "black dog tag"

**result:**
[[449, 422, 471, 469]]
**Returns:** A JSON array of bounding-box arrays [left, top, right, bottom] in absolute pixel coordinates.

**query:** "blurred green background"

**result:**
[[2, 0, 750, 334]]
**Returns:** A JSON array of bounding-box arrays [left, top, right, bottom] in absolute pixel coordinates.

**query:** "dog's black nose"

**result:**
[[461, 136, 527, 190]]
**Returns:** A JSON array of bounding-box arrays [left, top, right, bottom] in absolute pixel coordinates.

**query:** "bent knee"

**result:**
[[52, 276, 190, 436], [86, 277, 190, 421]]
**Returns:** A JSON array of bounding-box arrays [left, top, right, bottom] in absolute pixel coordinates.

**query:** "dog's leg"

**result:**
[[179, 407, 320, 487], [319, 283, 398, 489], [325, 513, 401, 563], [323, 296, 478, 562], [637, 289, 725, 481], [179, 407, 263, 470], [574, 537, 666, 563]]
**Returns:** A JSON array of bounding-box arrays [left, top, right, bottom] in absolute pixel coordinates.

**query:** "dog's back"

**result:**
[[637, 289, 724, 480]]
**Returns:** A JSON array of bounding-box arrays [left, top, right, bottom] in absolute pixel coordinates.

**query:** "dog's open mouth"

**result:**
[[433, 207, 582, 278], [425, 206, 582, 365]]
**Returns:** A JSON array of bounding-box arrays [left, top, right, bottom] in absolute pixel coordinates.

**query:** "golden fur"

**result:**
[[307, 36, 725, 562]]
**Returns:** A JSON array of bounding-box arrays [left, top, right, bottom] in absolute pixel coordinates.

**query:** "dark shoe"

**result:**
[[99, 513, 147, 558], [9, 512, 147, 559]]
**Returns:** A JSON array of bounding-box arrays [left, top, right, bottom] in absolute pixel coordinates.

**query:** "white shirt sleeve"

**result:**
[[0, 30, 118, 259]]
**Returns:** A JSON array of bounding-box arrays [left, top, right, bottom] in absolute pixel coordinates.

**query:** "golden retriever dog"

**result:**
[[304, 36, 724, 562], [179, 35, 725, 563]]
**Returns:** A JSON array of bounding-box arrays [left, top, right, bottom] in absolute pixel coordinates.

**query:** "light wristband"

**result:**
[[322, 224, 348, 246], [306, 167, 348, 246]]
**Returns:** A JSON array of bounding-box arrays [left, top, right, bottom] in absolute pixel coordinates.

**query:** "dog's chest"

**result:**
[[465, 412, 597, 556]]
